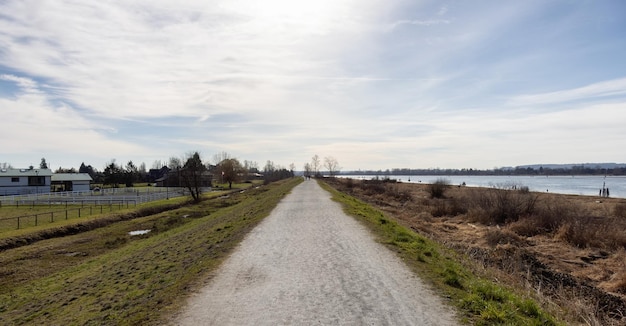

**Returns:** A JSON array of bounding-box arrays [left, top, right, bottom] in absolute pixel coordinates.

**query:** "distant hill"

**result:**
[[516, 163, 626, 170]]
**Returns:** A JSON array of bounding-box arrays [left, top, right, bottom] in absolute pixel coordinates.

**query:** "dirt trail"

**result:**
[[173, 180, 458, 325]]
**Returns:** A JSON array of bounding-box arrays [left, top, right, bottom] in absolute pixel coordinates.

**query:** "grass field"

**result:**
[[0, 178, 301, 325], [0, 182, 262, 234]]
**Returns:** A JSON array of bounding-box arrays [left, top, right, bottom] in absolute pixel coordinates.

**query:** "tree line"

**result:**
[[22, 153, 296, 202], [348, 165, 626, 176]]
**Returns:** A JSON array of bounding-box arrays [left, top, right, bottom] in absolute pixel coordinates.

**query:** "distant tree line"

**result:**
[[347, 165, 626, 176]]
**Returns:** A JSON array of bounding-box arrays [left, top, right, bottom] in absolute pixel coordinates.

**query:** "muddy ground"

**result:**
[[324, 177, 626, 325]]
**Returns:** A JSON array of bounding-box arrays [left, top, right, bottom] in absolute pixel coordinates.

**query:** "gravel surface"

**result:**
[[174, 180, 459, 325]]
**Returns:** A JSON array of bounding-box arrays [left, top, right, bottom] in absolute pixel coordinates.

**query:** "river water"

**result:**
[[339, 175, 626, 199]]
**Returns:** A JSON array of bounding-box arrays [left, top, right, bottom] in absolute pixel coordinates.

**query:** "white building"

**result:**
[[0, 168, 53, 196], [51, 173, 93, 192]]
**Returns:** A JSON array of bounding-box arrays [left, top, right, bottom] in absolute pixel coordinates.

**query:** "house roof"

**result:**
[[0, 168, 53, 177], [51, 173, 93, 182]]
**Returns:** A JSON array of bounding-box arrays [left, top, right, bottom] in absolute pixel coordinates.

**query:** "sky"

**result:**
[[1, 0, 625, 172]]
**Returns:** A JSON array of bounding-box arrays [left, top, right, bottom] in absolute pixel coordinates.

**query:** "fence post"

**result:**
[[51, 211, 53, 223], [17, 215, 20, 229], [79, 207, 81, 218], [35, 214, 38, 226]]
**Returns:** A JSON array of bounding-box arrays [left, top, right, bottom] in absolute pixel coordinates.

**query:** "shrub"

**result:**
[[550, 208, 626, 249], [387, 185, 412, 202], [509, 198, 575, 236], [556, 216, 603, 248], [431, 198, 467, 217], [428, 178, 450, 199], [469, 188, 538, 225], [361, 182, 386, 195]]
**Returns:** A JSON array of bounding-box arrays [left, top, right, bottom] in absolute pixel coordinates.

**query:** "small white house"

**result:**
[[51, 173, 93, 192], [0, 168, 53, 196]]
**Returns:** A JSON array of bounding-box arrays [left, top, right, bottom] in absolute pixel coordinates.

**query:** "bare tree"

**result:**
[[168, 156, 183, 170], [303, 162, 312, 178], [324, 156, 341, 177], [213, 151, 231, 165], [264, 160, 275, 174], [311, 155, 320, 177], [152, 160, 165, 169], [243, 160, 259, 173], [217, 158, 244, 189]]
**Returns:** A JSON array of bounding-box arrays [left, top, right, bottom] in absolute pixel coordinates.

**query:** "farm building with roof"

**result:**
[[51, 173, 93, 192], [0, 168, 52, 196]]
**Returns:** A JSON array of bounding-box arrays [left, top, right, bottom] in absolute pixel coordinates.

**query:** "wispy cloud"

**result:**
[[389, 19, 451, 29], [1, 0, 625, 170], [509, 78, 626, 106]]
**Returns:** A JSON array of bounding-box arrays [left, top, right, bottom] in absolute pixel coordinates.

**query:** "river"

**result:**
[[338, 175, 626, 199]]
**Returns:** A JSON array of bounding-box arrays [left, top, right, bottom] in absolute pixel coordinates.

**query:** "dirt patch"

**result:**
[[325, 177, 626, 325]]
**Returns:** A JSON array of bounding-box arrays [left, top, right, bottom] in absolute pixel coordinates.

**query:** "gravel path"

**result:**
[[174, 180, 459, 325]]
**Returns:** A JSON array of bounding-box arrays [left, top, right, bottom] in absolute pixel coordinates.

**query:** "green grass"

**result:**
[[0, 186, 243, 234], [0, 178, 302, 325], [319, 180, 560, 325]]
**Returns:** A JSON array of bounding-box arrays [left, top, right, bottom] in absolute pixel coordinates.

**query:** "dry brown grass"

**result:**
[[324, 177, 626, 325]]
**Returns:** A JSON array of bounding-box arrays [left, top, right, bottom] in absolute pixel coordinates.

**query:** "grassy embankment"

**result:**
[[0, 182, 260, 238], [0, 178, 301, 325], [320, 180, 561, 325]]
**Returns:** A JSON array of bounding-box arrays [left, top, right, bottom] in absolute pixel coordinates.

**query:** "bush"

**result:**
[[469, 188, 538, 225], [556, 216, 603, 248], [509, 198, 575, 236], [362, 182, 386, 195], [431, 198, 467, 217], [429, 178, 450, 199], [387, 185, 412, 202], [557, 216, 626, 249]]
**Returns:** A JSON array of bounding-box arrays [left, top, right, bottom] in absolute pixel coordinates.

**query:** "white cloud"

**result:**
[[0, 74, 154, 168], [1, 0, 625, 170], [510, 78, 626, 106]]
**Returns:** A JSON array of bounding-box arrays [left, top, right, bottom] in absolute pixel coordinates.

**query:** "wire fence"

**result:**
[[0, 187, 184, 206], [0, 203, 131, 230], [0, 187, 197, 231]]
